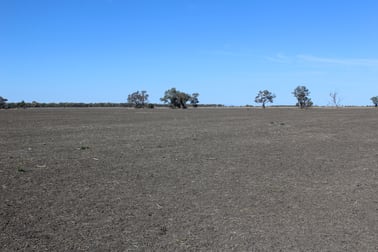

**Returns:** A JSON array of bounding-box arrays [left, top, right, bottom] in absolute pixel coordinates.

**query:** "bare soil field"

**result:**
[[1, 107, 378, 251]]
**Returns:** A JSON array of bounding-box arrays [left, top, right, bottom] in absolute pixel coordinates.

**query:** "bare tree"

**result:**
[[329, 91, 341, 107]]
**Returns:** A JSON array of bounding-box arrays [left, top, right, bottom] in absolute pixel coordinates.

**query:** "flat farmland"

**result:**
[[1, 107, 377, 251]]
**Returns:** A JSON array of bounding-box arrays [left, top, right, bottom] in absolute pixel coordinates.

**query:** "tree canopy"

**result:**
[[160, 88, 198, 108], [292, 86, 312, 108], [254, 90, 276, 108], [371, 96, 378, 107], [0, 96, 8, 109], [127, 90, 149, 108], [190, 93, 200, 107]]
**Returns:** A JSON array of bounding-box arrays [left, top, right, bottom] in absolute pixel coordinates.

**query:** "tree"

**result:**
[[329, 91, 341, 107], [0, 96, 8, 109], [292, 86, 312, 109], [31, 101, 40, 107], [127, 90, 149, 108], [160, 88, 196, 109], [371, 96, 378, 107], [17, 100, 26, 109], [254, 90, 276, 108], [190, 93, 200, 107]]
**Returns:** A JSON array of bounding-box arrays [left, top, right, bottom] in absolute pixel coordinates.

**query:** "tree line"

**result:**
[[1, 86, 378, 109], [128, 86, 312, 109], [254, 86, 377, 108], [127, 88, 199, 109], [0, 99, 133, 109]]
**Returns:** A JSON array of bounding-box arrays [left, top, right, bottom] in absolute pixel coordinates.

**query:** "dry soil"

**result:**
[[1, 107, 378, 251]]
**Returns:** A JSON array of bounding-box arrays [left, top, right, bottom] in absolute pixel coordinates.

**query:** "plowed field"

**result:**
[[1, 107, 377, 251]]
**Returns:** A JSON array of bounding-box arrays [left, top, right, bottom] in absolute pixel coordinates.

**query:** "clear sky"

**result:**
[[1, 0, 378, 106]]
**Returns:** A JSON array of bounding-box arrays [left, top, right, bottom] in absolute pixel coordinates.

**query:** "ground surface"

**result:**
[[1, 107, 378, 251]]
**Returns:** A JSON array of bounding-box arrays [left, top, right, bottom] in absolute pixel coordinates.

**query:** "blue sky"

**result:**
[[1, 0, 378, 105]]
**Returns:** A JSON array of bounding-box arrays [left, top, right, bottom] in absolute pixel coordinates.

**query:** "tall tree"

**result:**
[[371, 96, 378, 107], [292, 86, 312, 109], [160, 88, 196, 109], [127, 90, 149, 108], [190, 93, 200, 107], [254, 90, 276, 108], [0, 96, 8, 109], [329, 91, 341, 107]]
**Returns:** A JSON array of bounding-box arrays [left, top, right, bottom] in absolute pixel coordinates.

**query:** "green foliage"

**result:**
[[254, 90, 276, 108], [371, 96, 378, 107], [17, 100, 26, 109], [190, 93, 200, 107], [31, 101, 40, 107], [305, 98, 313, 108], [160, 88, 198, 109], [0, 96, 8, 109], [292, 86, 311, 109], [127, 90, 149, 108], [5, 102, 133, 108]]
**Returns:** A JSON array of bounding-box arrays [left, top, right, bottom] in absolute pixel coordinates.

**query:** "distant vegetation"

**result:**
[[0, 101, 222, 109], [329, 91, 341, 107], [292, 86, 313, 109], [371, 96, 378, 107], [0, 96, 8, 109], [127, 90, 150, 108], [254, 90, 276, 108], [2, 101, 132, 109], [1, 88, 378, 109], [160, 88, 199, 109]]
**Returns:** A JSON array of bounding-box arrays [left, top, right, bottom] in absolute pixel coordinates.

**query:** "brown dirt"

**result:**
[[1, 107, 378, 251]]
